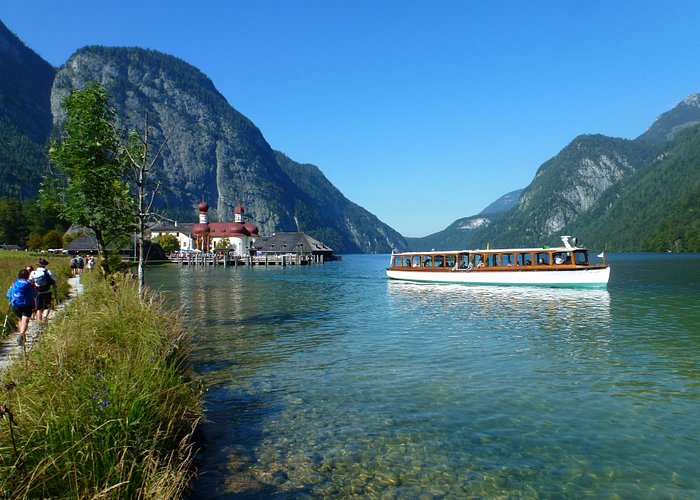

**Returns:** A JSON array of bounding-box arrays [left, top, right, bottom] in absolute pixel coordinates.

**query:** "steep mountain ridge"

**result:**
[[50, 46, 406, 253], [637, 93, 700, 145], [275, 151, 406, 252], [0, 22, 55, 143], [0, 22, 55, 200]]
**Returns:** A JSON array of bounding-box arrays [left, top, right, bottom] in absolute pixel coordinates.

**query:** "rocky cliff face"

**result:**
[[517, 135, 649, 236], [51, 46, 405, 253]]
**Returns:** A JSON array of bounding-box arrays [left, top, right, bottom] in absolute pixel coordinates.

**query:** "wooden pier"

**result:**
[[170, 252, 325, 267]]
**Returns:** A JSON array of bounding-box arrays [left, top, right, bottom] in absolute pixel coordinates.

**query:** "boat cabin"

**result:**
[[391, 246, 594, 271]]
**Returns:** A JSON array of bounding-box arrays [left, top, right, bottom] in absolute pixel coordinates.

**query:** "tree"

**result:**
[[0, 197, 26, 245], [44, 82, 134, 273], [121, 112, 171, 299], [155, 234, 180, 253], [41, 230, 64, 250]]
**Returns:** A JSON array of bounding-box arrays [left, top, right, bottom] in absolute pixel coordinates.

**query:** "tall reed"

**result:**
[[0, 271, 202, 498]]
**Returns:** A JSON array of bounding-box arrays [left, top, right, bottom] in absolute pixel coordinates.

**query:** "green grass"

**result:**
[[0, 269, 202, 498]]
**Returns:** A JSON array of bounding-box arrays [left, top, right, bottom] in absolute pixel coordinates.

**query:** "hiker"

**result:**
[[6, 268, 37, 346], [70, 256, 78, 276], [87, 256, 95, 272], [77, 254, 85, 275], [30, 258, 56, 322]]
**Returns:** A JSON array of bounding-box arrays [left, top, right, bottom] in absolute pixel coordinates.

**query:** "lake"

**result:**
[[146, 253, 700, 498]]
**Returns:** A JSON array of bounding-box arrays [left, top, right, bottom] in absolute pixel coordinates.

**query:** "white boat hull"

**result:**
[[386, 266, 610, 287]]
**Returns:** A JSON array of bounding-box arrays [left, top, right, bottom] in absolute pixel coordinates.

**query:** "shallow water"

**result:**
[[147, 253, 700, 498]]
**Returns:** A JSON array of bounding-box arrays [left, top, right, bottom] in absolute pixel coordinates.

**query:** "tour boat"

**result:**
[[386, 236, 610, 287]]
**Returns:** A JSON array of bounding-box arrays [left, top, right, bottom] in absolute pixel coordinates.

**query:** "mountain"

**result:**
[[478, 189, 523, 215], [0, 22, 55, 143], [563, 123, 700, 251], [636, 93, 700, 145], [0, 22, 55, 200], [408, 93, 700, 252], [49, 46, 406, 253], [274, 151, 406, 252]]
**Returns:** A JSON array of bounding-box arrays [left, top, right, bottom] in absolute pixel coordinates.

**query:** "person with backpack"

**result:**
[[30, 258, 56, 322], [6, 268, 37, 346], [70, 256, 78, 276]]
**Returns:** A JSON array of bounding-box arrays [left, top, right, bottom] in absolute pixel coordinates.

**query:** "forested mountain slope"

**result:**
[[564, 124, 700, 251]]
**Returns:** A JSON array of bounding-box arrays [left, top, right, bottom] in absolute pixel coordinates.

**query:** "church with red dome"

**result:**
[[148, 201, 259, 256]]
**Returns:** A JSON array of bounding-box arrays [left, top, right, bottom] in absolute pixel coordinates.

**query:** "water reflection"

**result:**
[[387, 281, 611, 332], [143, 257, 700, 499]]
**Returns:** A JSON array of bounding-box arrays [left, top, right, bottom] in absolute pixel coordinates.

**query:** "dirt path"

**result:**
[[0, 275, 84, 374]]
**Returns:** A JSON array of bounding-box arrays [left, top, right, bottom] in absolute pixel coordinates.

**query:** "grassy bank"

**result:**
[[0, 268, 202, 498]]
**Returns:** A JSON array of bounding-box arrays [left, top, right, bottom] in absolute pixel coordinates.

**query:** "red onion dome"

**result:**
[[192, 223, 210, 235], [244, 223, 259, 235], [230, 222, 249, 235], [234, 204, 245, 214], [198, 200, 209, 213]]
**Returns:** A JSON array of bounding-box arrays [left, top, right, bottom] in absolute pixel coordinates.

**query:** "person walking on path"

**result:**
[[6, 268, 37, 346], [29, 258, 56, 322]]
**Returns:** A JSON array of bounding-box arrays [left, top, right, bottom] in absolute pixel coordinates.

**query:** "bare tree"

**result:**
[[121, 111, 172, 300]]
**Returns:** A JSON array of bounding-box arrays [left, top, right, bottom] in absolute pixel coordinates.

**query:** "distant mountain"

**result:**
[[50, 46, 405, 253], [478, 189, 523, 215], [408, 93, 700, 252], [274, 151, 406, 252], [637, 93, 700, 145]]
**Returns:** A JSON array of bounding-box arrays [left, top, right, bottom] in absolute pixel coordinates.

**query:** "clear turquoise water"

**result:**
[[147, 254, 700, 498]]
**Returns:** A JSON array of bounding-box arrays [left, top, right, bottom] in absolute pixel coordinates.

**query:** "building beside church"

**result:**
[[148, 201, 259, 256], [253, 232, 335, 262]]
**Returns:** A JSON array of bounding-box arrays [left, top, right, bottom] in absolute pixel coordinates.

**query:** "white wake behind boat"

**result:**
[[386, 236, 610, 287]]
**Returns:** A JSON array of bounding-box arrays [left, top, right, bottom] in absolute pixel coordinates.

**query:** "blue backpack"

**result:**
[[8, 279, 35, 308]]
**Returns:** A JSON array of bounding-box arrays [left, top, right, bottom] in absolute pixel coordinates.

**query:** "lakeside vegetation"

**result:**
[[0, 259, 202, 498]]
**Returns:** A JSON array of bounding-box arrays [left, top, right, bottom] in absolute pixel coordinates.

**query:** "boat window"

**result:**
[[445, 255, 456, 268], [458, 254, 469, 269], [573, 250, 588, 265], [423, 256, 433, 268], [434, 255, 444, 268], [403, 256, 411, 267], [474, 254, 485, 268], [536, 253, 550, 265], [501, 253, 514, 267], [517, 253, 532, 266], [489, 254, 499, 267], [393, 256, 402, 268], [553, 252, 568, 265], [412, 256, 421, 267]]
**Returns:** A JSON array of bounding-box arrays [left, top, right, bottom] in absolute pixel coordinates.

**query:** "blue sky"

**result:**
[[2, 1, 699, 237]]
